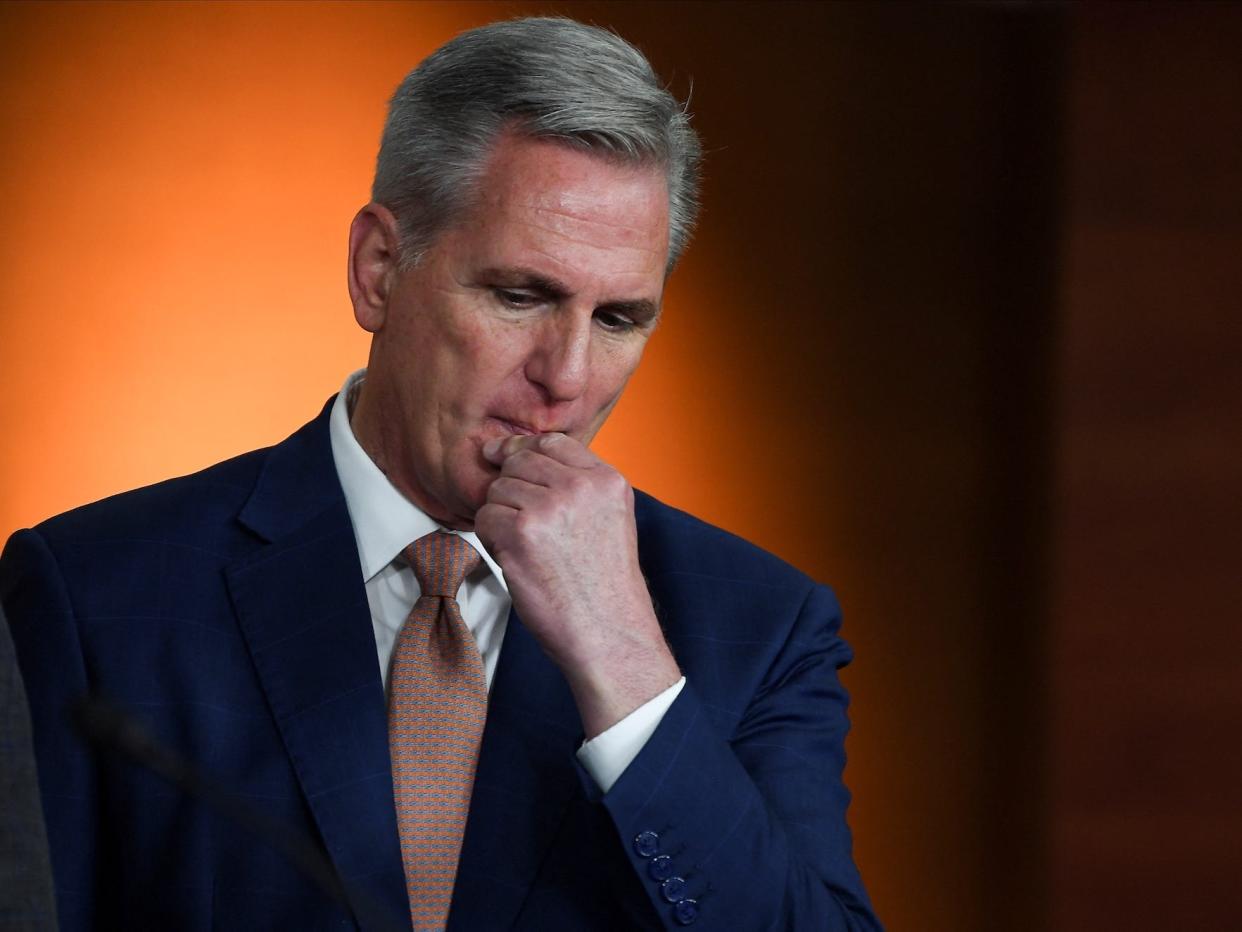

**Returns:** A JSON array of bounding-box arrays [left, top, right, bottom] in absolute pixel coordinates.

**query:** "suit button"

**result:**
[[634, 830, 660, 858], [673, 898, 699, 925], [648, 855, 674, 881], [661, 877, 688, 903]]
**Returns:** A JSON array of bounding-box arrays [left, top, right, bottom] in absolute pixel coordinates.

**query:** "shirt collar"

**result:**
[[328, 369, 507, 590]]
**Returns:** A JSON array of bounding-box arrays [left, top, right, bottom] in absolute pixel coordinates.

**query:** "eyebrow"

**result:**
[[481, 266, 660, 322], [483, 266, 570, 298]]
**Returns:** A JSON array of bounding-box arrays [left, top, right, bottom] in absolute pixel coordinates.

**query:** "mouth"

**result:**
[[486, 416, 543, 437]]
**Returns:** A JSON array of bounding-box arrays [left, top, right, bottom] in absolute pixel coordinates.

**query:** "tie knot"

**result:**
[[403, 531, 481, 599]]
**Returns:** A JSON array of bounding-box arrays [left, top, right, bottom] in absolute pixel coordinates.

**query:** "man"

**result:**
[[1, 17, 880, 932]]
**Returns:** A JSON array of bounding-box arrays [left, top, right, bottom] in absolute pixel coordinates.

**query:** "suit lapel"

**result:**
[[449, 608, 583, 930], [224, 402, 408, 930]]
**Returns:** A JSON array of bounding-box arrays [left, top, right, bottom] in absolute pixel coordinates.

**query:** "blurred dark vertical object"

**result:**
[[976, 9, 1064, 932], [817, 6, 1066, 930], [0, 607, 58, 930], [1049, 3, 1242, 929]]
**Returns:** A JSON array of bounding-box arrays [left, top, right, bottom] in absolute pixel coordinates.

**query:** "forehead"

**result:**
[[460, 135, 671, 271]]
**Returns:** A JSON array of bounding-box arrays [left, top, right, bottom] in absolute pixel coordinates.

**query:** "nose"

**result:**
[[525, 310, 592, 403]]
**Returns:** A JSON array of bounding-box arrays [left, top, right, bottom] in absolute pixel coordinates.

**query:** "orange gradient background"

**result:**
[[7, 3, 1242, 930]]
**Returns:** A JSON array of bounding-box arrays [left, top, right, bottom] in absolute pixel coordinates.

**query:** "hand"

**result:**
[[476, 433, 681, 738]]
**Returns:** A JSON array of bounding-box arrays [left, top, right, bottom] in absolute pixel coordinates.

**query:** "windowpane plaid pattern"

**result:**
[[389, 531, 485, 931]]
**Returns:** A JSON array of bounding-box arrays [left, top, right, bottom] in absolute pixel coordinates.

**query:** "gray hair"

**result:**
[[371, 17, 702, 272]]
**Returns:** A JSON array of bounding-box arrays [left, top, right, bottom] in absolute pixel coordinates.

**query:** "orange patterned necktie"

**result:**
[[388, 531, 486, 931]]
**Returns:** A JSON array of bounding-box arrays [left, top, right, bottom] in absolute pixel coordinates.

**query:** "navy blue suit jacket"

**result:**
[[0, 400, 879, 931]]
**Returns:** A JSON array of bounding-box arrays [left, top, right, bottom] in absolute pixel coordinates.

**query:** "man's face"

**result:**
[[359, 134, 670, 528]]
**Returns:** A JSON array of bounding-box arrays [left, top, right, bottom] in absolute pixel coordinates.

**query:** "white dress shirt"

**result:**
[[328, 370, 683, 792]]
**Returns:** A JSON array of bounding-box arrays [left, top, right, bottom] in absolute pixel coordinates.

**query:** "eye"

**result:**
[[493, 288, 541, 309], [594, 309, 637, 332]]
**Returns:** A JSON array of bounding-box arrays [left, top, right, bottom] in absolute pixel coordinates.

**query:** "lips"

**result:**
[[487, 416, 541, 436]]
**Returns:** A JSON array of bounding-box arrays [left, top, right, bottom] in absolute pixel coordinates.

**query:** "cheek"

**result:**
[[463, 321, 538, 395], [429, 332, 531, 459], [590, 343, 645, 400]]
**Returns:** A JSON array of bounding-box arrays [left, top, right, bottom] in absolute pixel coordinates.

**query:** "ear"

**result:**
[[347, 203, 403, 332]]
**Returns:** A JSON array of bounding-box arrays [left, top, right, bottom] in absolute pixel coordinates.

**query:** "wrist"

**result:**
[[562, 632, 682, 740]]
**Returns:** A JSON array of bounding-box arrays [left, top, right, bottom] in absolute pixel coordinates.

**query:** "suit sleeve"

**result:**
[[0, 529, 102, 931], [590, 583, 882, 931]]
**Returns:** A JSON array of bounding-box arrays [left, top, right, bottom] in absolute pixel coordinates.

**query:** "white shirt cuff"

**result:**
[[576, 676, 686, 793]]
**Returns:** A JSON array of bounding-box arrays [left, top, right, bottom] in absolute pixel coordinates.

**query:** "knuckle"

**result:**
[[603, 468, 629, 495], [512, 510, 535, 537], [474, 504, 497, 535], [501, 450, 527, 474]]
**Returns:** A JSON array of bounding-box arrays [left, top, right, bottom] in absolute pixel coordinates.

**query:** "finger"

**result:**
[[484, 475, 551, 511], [531, 432, 599, 468], [473, 501, 519, 554], [483, 431, 598, 469], [482, 432, 557, 464], [480, 434, 536, 467], [497, 447, 574, 487]]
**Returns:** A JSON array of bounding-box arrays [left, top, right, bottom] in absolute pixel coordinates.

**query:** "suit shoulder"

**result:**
[[29, 446, 273, 547], [633, 489, 817, 592]]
